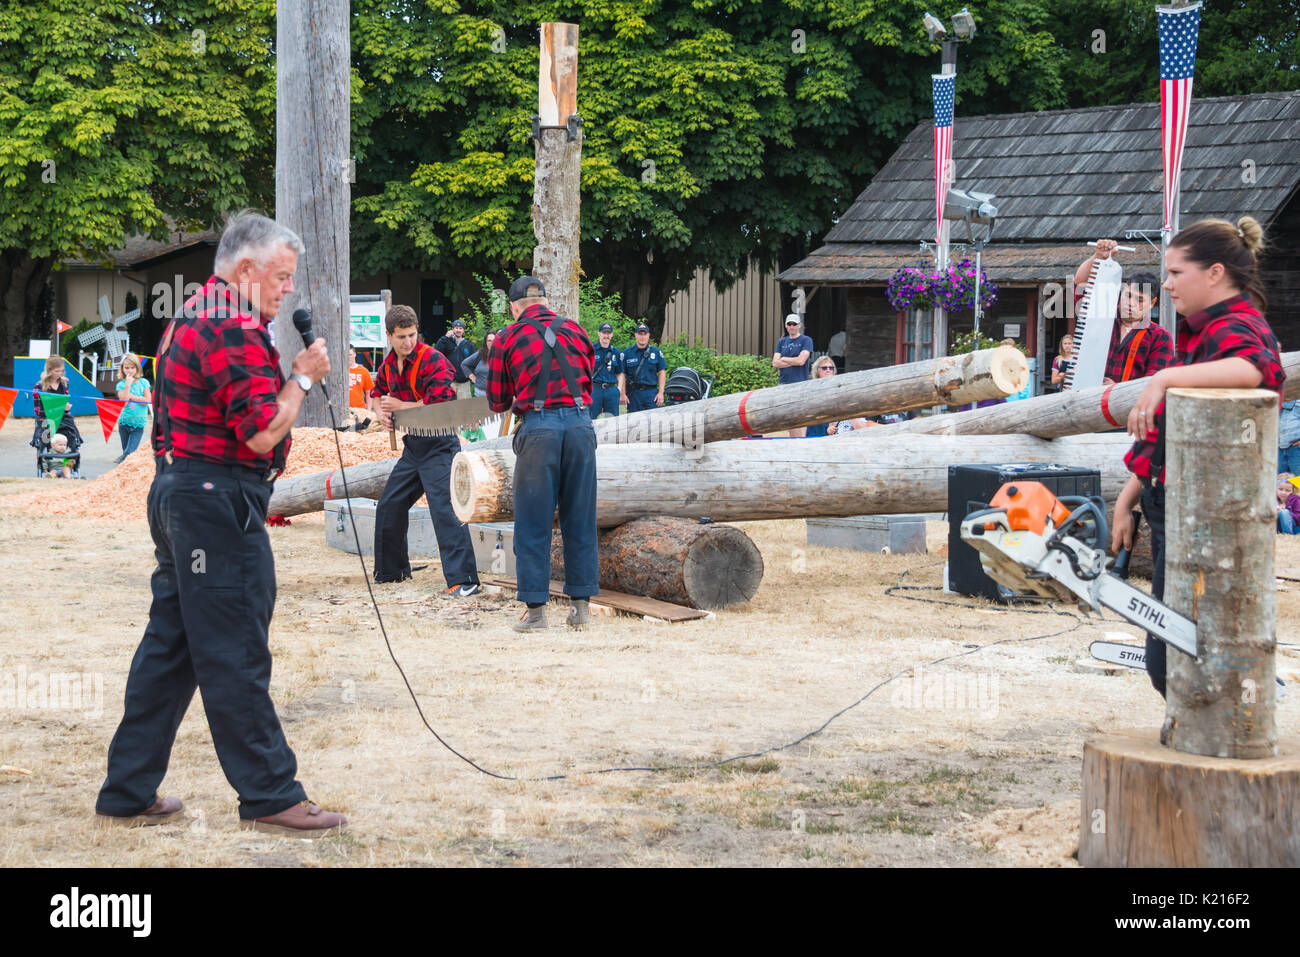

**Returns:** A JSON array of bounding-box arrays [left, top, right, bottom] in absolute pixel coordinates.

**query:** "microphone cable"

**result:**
[[319, 397, 1094, 782]]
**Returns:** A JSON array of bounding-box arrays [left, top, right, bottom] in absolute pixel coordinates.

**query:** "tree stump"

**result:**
[[549, 516, 763, 609], [1080, 728, 1300, 867]]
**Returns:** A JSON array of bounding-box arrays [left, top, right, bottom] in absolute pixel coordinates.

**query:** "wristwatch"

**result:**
[[291, 373, 313, 393]]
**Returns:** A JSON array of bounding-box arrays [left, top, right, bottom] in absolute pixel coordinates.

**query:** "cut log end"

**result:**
[[1079, 728, 1300, 867], [682, 525, 765, 608], [988, 345, 1029, 396], [451, 450, 508, 524]]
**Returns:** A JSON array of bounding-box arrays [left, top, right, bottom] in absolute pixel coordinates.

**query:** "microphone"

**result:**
[[291, 307, 328, 398], [292, 308, 316, 347]]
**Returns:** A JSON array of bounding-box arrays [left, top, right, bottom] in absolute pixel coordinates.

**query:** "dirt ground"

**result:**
[[2, 470, 1299, 867]]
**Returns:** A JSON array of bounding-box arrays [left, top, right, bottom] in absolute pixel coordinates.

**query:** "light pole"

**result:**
[[923, 8, 977, 357]]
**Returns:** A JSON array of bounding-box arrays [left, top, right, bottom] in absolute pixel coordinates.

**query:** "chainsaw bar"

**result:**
[[1089, 640, 1286, 696], [394, 397, 494, 437]]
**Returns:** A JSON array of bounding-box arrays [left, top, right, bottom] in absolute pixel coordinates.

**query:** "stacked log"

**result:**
[[548, 517, 764, 609], [450, 432, 1135, 527], [268, 347, 1026, 516]]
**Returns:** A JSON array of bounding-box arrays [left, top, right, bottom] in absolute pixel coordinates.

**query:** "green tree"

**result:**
[[350, 0, 1069, 339], [0, 0, 275, 380], [1054, 0, 1300, 107]]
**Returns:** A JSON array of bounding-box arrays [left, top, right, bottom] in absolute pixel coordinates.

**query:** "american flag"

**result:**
[[1159, 2, 1202, 232], [933, 73, 955, 244]]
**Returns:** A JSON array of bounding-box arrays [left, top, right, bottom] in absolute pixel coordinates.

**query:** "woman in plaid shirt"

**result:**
[[1110, 216, 1284, 698]]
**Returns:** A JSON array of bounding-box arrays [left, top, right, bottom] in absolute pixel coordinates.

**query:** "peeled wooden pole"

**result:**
[[451, 432, 1134, 527], [1163, 388, 1279, 758], [533, 22, 582, 321], [268, 346, 1027, 516], [548, 517, 764, 609], [869, 350, 1300, 440]]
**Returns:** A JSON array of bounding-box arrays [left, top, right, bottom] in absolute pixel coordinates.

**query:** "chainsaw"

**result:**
[[958, 481, 1197, 659]]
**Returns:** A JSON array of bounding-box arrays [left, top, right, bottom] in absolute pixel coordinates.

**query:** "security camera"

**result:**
[[945, 187, 998, 225], [923, 13, 948, 42]]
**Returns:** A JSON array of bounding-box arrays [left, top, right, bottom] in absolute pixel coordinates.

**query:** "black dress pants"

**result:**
[[97, 458, 307, 820], [373, 433, 479, 587]]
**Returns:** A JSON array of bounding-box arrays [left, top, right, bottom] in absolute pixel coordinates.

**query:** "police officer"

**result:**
[[590, 321, 624, 419], [486, 276, 598, 632], [95, 212, 346, 836], [621, 322, 667, 412]]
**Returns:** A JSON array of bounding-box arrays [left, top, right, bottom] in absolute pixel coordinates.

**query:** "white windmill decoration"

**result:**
[[77, 295, 141, 382]]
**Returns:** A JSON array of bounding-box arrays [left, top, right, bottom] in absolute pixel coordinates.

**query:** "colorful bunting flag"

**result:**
[[97, 399, 126, 442], [0, 388, 15, 432], [39, 393, 70, 432]]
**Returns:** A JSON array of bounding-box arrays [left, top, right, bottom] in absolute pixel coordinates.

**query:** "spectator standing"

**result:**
[[827, 328, 847, 374], [621, 323, 666, 412], [589, 322, 624, 419], [346, 347, 374, 431], [1278, 400, 1300, 474], [114, 352, 152, 462], [1050, 335, 1075, 390], [435, 319, 477, 399], [805, 357, 838, 438], [773, 314, 813, 437], [460, 329, 499, 397]]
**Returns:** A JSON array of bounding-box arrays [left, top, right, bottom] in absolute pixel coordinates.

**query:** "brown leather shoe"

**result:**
[[241, 800, 347, 837], [96, 796, 185, 828]]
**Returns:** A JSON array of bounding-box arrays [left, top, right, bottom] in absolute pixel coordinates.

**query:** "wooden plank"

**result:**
[[479, 576, 711, 622]]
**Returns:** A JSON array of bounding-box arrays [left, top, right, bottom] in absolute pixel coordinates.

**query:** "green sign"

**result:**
[[350, 300, 385, 347]]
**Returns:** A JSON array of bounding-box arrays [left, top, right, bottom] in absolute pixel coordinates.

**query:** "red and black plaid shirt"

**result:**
[[1125, 295, 1284, 485], [151, 276, 289, 470], [1104, 322, 1176, 383], [369, 342, 455, 404], [487, 304, 594, 413]]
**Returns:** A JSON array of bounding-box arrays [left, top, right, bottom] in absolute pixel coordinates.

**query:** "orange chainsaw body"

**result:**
[[985, 481, 1071, 535]]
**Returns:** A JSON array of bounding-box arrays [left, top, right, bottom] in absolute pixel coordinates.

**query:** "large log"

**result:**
[[549, 517, 764, 609], [1163, 389, 1279, 758], [450, 432, 1135, 527], [869, 350, 1300, 440], [1079, 728, 1300, 866], [269, 346, 1027, 516]]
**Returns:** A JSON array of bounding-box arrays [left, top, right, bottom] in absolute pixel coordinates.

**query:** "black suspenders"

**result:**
[[524, 316, 585, 410]]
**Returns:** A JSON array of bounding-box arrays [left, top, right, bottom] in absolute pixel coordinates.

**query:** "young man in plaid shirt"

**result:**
[[487, 276, 598, 632], [96, 212, 345, 836], [1110, 217, 1283, 698], [1073, 244, 1176, 384], [370, 304, 480, 594]]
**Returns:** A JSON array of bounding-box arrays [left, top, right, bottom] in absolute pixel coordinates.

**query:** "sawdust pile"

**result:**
[[948, 800, 1080, 866], [5, 426, 404, 520]]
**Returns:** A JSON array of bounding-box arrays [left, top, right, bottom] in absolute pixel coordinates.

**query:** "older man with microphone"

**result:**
[[95, 211, 346, 836]]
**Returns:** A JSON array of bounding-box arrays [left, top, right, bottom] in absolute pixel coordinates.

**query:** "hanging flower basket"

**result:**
[[885, 259, 998, 314]]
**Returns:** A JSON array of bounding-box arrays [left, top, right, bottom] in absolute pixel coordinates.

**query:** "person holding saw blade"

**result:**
[[1111, 217, 1284, 698], [487, 276, 598, 632], [95, 211, 346, 835], [371, 304, 480, 595]]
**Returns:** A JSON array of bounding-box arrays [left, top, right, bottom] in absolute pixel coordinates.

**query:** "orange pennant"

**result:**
[[97, 399, 126, 442], [0, 388, 15, 431]]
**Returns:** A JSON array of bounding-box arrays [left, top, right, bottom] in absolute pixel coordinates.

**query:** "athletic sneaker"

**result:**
[[443, 583, 482, 598]]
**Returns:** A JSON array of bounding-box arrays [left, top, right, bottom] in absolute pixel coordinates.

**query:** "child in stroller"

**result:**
[[30, 356, 84, 478]]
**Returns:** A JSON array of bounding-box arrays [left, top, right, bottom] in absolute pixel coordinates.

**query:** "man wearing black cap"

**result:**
[[436, 319, 478, 400], [487, 276, 599, 632], [591, 321, 625, 419], [621, 323, 667, 413]]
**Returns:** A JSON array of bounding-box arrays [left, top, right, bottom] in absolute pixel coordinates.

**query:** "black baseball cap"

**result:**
[[508, 275, 546, 301], [451, 319, 465, 328], [598, 322, 613, 332], [635, 323, 650, 333]]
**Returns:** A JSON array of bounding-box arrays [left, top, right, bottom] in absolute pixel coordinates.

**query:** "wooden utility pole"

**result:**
[[275, 0, 350, 427], [532, 23, 581, 322], [1080, 388, 1300, 867]]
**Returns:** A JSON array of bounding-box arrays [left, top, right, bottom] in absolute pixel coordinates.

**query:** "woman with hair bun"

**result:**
[[1111, 216, 1285, 699]]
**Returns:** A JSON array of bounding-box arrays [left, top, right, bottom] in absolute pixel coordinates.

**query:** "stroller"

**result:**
[[664, 366, 715, 405], [31, 415, 84, 478]]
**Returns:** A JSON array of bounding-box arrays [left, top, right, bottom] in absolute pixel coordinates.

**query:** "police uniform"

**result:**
[[486, 280, 598, 608], [591, 330, 623, 419], [621, 336, 666, 413], [96, 275, 310, 823], [370, 341, 479, 588]]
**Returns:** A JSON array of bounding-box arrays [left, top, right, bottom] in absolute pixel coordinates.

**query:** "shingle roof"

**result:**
[[780, 91, 1300, 284], [62, 226, 222, 270]]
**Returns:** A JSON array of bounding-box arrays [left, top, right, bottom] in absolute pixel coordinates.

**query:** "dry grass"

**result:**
[[2, 499, 1299, 867]]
